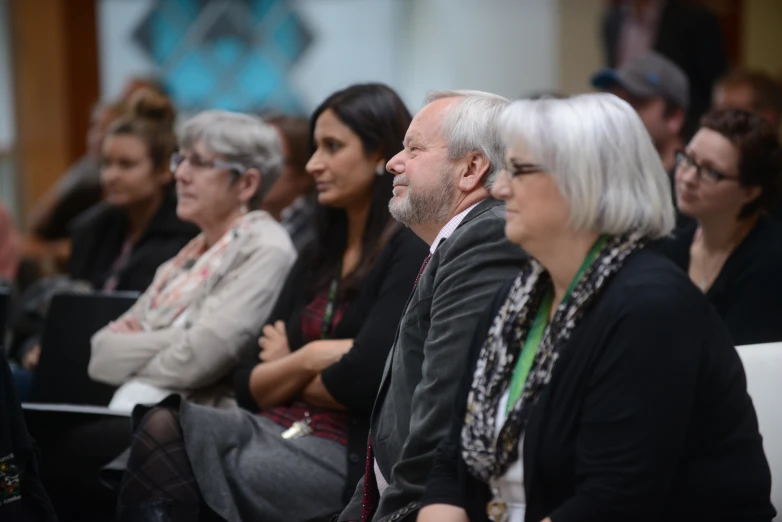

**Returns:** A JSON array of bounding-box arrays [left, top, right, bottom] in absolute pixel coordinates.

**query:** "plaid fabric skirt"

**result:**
[[104, 395, 348, 522]]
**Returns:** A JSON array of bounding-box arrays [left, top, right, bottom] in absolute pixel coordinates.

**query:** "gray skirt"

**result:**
[[104, 397, 348, 522], [179, 400, 347, 522]]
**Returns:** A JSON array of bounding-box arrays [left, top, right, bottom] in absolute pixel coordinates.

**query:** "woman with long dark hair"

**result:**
[[113, 83, 428, 522]]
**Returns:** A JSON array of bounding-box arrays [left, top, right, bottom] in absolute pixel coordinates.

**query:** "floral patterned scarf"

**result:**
[[461, 233, 645, 482], [139, 211, 263, 330]]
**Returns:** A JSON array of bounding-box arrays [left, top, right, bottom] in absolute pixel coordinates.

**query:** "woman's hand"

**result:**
[[258, 320, 290, 362], [249, 338, 353, 411], [109, 316, 142, 333], [417, 505, 469, 522]]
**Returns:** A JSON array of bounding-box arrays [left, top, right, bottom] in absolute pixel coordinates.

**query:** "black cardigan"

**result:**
[[662, 216, 782, 346], [422, 248, 775, 522], [68, 187, 198, 293], [233, 226, 429, 502]]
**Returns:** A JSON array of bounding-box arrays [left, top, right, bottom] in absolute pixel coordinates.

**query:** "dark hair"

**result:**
[[106, 87, 177, 172], [701, 108, 782, 218], [308, 83, 412, 295], [265, 115, 310, 179], [716, 69, 782, 119]]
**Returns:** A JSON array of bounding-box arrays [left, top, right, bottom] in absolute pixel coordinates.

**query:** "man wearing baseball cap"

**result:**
[[592, 51, 690, 174]]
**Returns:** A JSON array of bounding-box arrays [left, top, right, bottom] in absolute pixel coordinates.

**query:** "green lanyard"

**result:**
[[504, 235, 608, 415], [320, 277, 340, 340]]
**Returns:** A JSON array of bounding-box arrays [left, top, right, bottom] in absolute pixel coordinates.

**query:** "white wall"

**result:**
[[97, 0, 561, 113], [291, 0, 403, 110], [97, 0, 159, 100], [399, 0, 559, 110]]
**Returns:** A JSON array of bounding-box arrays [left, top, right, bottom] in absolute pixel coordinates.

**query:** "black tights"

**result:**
[[118, 407, 219, 521]]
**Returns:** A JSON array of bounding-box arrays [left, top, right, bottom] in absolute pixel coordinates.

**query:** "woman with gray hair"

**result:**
[[89, 110, 297, 409], [418, 94, 774, 522]]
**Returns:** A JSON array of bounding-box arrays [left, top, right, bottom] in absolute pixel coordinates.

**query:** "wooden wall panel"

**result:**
[[9, 0, 99, 228], [63, 0, 100, 163]]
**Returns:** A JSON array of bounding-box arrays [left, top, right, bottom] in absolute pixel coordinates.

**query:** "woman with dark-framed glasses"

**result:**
[[89, 110, 297, 409], [664, 108, 782, 345]]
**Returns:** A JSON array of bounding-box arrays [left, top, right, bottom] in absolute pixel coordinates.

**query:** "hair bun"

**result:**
[[127, 87, 175, 127]]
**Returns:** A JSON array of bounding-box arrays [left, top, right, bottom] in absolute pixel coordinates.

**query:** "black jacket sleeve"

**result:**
[[320, 229, 429, 415]]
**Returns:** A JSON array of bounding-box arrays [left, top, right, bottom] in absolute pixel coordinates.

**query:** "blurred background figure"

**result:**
[[665, 108, 782, 345], [601, 0, 728, 133], [593, 51, 689, 173], [261, 115, 316, 251], [26, 100, 124, 242], [69, 87, 197, 294], [23, 77, 171, 275], [592, 51, 694, 230], [8, 87, 198, 399], [713, 69, 782, 128]]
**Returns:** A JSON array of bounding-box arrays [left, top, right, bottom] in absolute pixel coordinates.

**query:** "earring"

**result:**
[[375, 165, 386, 176], [240, 204, 249, 214]]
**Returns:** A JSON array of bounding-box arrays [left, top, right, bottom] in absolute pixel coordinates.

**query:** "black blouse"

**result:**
[[662, 215, 782, 346], [232, 225, 429, 502], [68, 188, 198, 293], [422, 248, 775, 522]]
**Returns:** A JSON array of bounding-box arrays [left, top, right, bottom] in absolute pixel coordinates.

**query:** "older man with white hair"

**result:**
[[337, 91, 527, 522]]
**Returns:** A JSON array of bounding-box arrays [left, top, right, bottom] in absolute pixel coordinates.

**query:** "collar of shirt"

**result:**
[[430, 201, 482, 254]]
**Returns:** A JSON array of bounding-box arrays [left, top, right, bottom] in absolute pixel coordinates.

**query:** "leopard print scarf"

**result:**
[[461, 233, 645, 482]]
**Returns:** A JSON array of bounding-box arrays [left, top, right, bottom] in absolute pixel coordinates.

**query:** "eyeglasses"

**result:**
[[170, 152, 246, 175], [674, 151, 738, 184], [505, 162, 546, 180]]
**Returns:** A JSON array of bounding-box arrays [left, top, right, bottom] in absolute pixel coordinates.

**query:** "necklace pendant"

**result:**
[[487, 499, 508, 522]]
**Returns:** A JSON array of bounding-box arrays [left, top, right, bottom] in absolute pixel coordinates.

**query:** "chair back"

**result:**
[[736, 342, 782, 515], [28, 292, 138, 405]]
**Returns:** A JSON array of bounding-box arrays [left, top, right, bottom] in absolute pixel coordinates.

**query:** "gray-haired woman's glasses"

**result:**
[[170, 152, 245, 175], [674, 151, 739, 184], [505, 162, 546, 180]]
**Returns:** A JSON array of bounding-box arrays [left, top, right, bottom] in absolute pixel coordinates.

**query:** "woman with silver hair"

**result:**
[[89, 110, 297, 408], [418, 94, 774, 522]]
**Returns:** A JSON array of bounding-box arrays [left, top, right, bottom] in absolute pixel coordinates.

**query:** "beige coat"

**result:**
[[89, 211, 297, 408]]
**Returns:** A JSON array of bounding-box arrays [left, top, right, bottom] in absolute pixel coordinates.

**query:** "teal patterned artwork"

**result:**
[[133, 0, 312, 112]]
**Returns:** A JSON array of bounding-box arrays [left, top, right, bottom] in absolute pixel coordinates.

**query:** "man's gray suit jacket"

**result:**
[[339, 198, 528, 521]]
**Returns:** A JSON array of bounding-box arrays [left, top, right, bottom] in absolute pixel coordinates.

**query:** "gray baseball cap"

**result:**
[[591, 51, 690, 110]]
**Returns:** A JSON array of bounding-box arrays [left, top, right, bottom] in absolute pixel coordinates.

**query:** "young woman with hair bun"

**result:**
[[68, 88, 199, 293]]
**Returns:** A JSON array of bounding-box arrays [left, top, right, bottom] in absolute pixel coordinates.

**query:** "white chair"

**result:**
[[736, 342, 782, 519]]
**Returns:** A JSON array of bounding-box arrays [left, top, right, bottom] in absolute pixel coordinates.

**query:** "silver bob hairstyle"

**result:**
[[425, 90, 510, 189], [499, 93, 675, 239], [179, 110, 283, 209]]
